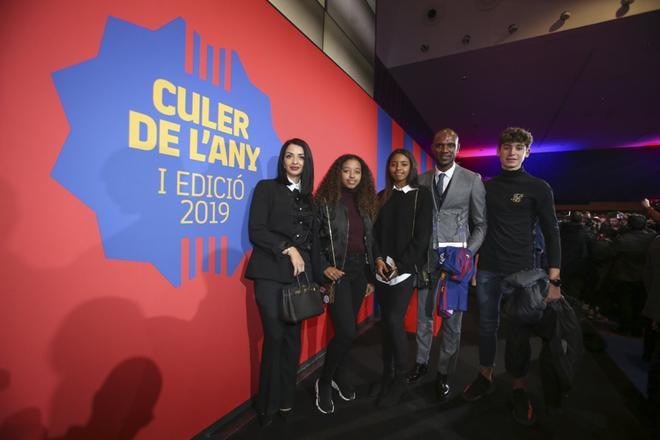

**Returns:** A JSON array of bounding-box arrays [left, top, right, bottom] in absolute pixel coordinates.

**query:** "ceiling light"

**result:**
[[423, 7, 441, 25]]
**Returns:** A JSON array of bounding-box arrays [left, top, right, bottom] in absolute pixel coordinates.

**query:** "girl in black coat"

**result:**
[[372, 148, 432, 407], [313, 154, 377, 414], [245, 138, 315, 426]]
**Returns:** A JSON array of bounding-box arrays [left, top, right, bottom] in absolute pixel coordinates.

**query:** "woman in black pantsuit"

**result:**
[[245, 138, 315, 427], [372, 148, 432, 408], [313, 154, 377, 414]]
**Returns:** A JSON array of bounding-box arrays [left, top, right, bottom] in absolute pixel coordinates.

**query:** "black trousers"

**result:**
[[321, 254, 369, 382], [254, 279, 301, 415], [377, 276, 415, 376]]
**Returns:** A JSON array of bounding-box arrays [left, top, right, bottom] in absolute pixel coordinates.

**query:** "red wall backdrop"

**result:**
[[0, 1, 400, 438]]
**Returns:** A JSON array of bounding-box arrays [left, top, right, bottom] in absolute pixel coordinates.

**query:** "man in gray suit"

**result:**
[[407, 128, 487, 400]]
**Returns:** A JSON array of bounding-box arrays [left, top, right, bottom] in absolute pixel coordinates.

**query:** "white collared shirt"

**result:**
[[434, 162, 456, 193], [286, 177, 301, 192], [392, 184, 416, 193]]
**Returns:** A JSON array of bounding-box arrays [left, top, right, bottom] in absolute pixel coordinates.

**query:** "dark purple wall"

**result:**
[[458, 146, 660, 203]]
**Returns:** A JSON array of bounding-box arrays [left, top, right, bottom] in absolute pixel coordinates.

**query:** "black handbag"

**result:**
[[281, 272, 323, 323], [414, 269, 431, 289]]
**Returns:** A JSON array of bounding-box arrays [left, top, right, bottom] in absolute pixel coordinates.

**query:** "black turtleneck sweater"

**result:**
[[478, 168, 561, 274]]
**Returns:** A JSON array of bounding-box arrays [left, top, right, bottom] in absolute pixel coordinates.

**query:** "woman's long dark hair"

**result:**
[[315, 154, 377, 219], [275, 138, 314, 196], [378, 148, 420, 208]]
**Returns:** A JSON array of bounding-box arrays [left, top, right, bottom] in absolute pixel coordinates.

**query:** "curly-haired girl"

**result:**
[[312, 154, 377, 414]]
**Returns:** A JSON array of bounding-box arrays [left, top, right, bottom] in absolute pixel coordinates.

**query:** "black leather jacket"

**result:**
[[314, 199, 375, 283], [502, 268, 549, 324]]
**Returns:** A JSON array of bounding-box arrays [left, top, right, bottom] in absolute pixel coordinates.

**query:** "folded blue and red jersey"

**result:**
[[435, 247, 474, 318]]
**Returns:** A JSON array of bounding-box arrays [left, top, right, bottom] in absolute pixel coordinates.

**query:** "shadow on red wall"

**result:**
[[0, 160, 349, 439], [0, 357, 161, 440]]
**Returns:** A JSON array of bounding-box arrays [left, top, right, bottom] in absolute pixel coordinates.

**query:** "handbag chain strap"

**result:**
[[325, 203, 338, 268], [411, 190, 420, 274], [411, 190, 418, 238]]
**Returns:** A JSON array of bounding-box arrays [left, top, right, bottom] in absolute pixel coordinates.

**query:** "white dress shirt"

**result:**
[[286, 177, 301, 192], [434, 162, 456, 193]]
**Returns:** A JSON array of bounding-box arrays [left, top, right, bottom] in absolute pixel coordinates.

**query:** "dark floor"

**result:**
[[214, 307, 652, 440]]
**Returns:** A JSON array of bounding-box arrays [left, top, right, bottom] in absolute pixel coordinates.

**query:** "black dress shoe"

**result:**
[[278, 409, 294, 423], [252, 401, 273, 429], [256, 412, 273, 428], [377, 376, 408, 408], [368, 381, 383, 398], [407, 362, 429, 384], [436, 373, 450, 401], [369, 371, 394, 399]]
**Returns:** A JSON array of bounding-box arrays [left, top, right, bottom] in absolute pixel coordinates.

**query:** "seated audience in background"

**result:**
[[642, 197, 660, 224], [560, 211, 590, 300], [607, 211, 625, 233], [643, 234, 660, 438], [609, 214, 656, 335], [585, 222, 616, 314]]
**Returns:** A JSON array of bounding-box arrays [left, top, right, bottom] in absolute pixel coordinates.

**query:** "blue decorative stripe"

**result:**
[[403, 134, 413, 152], [377, 107, 392, 192], [206, 44, 214, 82], [202, 237, 209, 272], [215, 237, 222, 274], [189, 239, 196, 280], [192, 32, 200, 77]]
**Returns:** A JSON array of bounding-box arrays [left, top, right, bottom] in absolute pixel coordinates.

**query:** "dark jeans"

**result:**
[[377, 276, 415, 376], [475, 270, 510, 368], [321, 254, 369, 382], [254, 279, 302, 415]]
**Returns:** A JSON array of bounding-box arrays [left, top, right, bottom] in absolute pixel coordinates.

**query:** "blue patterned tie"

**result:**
[[436, 173, 446, 196]]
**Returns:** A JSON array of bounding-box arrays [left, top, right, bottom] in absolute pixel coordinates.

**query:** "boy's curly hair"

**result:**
[[499, 127, 533, 147]]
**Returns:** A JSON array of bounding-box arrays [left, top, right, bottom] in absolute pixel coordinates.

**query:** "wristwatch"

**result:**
[[548, 278, 562, 287]]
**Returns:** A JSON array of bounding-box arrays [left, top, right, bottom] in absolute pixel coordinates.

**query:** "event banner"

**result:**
[[52, 17, 281, 286]]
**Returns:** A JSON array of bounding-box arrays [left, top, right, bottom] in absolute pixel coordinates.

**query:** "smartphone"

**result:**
[[383, 263, 396, 280]]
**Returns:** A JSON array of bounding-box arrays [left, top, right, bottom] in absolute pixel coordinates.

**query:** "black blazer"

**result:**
[[245, 179, 314, 283]]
